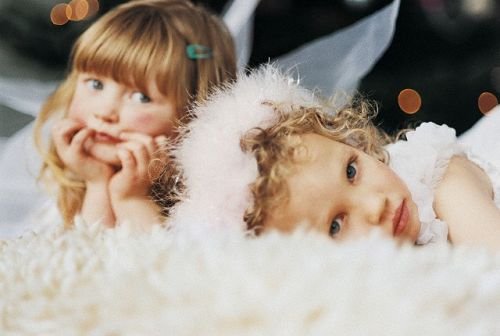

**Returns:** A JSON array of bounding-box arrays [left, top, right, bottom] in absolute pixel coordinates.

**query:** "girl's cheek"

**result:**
[[134, 114, 154, 125], [128, 114, 163, 134], [67, 102, 86, 124]]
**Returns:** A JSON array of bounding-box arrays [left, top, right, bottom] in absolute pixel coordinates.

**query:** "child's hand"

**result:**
[[109, 133, 167, 227], [52, 118, 114, 183], [109, 132, 167, 201]]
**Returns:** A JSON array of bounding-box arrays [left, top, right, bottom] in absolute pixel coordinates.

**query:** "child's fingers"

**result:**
[[52, 119, 84, 148], [114, 148, 152, 198], [119, 131, 152, 142], [119, 132, 157, 157], [117, 148, 136, 174], [57, 129, 93, 164], [118, 142, 149, 176], [52, 124, 84, 160], [70, 128, 94, 154]]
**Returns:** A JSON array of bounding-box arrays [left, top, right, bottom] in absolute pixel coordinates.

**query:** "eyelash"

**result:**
[[329, 216, 343, 238], [131, 92, 152, 103], [328, 154, 359, 238], [346, 155, 358, 182], [86, 78, 104, 90]]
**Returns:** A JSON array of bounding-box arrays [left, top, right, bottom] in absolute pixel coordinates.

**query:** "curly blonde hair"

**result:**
[[34, 0, 236, 226], [240, 98, 394, 233]]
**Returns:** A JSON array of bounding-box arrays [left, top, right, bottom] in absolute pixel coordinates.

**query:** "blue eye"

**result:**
[[329, 217, 343, 237], [346, 161, 357, 181], [131, 92, 151, 103], [88, 79, 103, 90]]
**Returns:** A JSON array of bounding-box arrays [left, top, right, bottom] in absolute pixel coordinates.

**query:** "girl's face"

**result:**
[[68, 72, 178, 166], [266, 134, 421, 244]]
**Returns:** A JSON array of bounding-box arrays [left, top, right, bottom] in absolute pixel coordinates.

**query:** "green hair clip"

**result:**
[[186, 44, 212, 60]]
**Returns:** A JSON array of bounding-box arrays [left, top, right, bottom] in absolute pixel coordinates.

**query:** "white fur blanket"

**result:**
[[1, 222, 500, 335]]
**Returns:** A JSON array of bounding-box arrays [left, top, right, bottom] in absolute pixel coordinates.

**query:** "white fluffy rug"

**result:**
[[1, 222, 500, 335]]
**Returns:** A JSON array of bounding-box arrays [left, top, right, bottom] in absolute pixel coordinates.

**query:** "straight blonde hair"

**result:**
[[35, 0, 237, 226]]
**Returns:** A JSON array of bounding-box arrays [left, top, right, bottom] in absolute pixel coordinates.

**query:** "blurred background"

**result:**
[[1, 0, 499, 138]]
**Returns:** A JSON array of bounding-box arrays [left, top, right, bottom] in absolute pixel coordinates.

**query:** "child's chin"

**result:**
[[88, 143, 121, 167]]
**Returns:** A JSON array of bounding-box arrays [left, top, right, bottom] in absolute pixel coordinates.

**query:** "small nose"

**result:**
[[94, 99, 119, 123], [357, 191, 388, 226]]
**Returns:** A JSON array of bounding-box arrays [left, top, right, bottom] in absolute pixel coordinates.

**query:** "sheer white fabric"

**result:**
[[222, 0, 260, 70], [0, 0, 401, 236], [459, 105, 500, 210], [459, 105, 500, 172], [0, 77, 57, 117], [275, 0, 400, 97], [0, 123, 48, 238]]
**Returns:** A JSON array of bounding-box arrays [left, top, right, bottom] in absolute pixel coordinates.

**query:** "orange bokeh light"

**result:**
[[478, 92, 498, 115], [51, 0, 98, 24], [398, 88, 422, 114], [50, 4, 70, 25], [68, 0, 89, 21]]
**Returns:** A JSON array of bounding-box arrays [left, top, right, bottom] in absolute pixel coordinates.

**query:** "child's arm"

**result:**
[[52, 118, 115, 226], [434, 155, 500, 251], [109, 133, 166, 229], [81, 181, 115, 227], [110, 194, 163, 231]]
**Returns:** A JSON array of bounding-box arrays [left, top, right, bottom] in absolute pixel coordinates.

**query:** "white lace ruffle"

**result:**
[[385, 122, 463, 245]]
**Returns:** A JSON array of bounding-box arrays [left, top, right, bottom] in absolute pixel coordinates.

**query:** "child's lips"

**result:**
[[392, 200, 409, 237], [94, 131, 121, 144]]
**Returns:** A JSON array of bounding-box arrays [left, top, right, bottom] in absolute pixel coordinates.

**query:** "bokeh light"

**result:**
[[462, 0, 495, 19], [50, 4, 70, 25], [397, 88, 422, 114], [50, 0, 99, 25], [478, 92, 498, 114], [68, 0, 89, 21]]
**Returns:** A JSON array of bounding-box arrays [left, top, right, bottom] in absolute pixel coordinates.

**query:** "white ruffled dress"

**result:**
[[385, 122, 500, 245]]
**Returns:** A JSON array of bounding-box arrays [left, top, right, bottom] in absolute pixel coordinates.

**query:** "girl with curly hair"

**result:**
[[173, 65, 500, 252]]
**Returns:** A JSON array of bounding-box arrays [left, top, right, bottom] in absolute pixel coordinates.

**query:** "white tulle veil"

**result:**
[[0, 0, 400, 235]]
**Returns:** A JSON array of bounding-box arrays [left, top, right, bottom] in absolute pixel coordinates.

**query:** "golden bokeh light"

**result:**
[[68, 0, 89, 21], [50, 0, 98, 24], [398, 88, 422, 114], [478, 92, 498, 115], [50, 3, 70, 25]]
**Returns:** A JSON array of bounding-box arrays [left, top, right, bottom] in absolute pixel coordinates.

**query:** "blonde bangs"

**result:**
[[72, 8, 189, 105], [36, 0, 236, 227]]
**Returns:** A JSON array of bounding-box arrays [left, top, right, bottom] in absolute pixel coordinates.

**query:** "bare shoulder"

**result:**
[[437, 155, 493, 197], [433, 155, 500, 251]]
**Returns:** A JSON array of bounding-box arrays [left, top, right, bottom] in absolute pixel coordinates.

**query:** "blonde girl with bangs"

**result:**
[[34, 0, 236, 229]]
